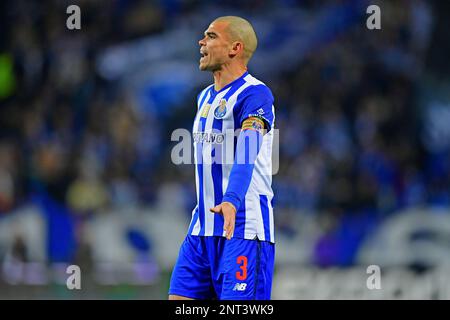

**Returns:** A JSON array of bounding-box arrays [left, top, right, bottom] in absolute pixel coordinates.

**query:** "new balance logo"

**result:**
[[233, 283, 247, 291]]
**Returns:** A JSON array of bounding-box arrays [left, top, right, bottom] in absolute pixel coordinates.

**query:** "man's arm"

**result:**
[[209, 116, 265, 239]]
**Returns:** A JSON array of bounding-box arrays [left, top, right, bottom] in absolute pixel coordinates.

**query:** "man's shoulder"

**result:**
[[241, 74, 274, 101], [198, 83, 214, 95], [196, 84, 214, 103]]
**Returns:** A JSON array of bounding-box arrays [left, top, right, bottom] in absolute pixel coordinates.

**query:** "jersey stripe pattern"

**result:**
[[188, 72, 275, 243]]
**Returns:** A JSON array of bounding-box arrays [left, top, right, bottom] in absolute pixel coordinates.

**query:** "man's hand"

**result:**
[[210, 202, 237, 240]]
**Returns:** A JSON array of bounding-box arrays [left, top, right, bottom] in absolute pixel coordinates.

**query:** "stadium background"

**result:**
[[0, 0, 450, 299]]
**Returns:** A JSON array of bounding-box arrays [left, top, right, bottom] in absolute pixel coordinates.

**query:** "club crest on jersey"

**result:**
[[214, 99, 227, 119], [200, 104, 211, 118]]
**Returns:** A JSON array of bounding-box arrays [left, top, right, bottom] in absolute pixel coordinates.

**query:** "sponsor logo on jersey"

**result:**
[[193, 132, 225, 144]]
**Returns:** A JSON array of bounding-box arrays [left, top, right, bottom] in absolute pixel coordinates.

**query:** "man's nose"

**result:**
[[199, 38, 206, 46]]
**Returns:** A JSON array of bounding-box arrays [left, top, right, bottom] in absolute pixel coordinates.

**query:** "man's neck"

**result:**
[[213, 65, 247, 92]]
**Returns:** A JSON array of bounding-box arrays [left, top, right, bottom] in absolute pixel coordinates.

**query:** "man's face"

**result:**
[[198, 21, 232, 71]]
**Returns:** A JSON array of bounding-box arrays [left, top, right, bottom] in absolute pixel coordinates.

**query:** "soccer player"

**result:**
[[168, 16, 275, 300]]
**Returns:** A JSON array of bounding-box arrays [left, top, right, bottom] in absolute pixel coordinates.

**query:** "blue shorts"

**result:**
[[169, 235, 275, 300]]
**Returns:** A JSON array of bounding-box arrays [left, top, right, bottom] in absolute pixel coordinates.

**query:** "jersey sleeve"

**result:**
[[238, 85, 275, 132]]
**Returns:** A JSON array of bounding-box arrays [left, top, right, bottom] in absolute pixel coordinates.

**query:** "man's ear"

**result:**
[[229, 41, 244, 58]]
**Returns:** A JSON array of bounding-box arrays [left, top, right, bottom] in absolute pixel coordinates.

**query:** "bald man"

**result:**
[[169, 16, 276, 300]]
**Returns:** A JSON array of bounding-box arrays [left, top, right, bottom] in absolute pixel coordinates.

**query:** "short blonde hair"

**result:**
[[214, 16, 258, 64]]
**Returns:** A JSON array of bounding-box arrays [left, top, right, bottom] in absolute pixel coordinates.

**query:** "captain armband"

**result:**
[[241, 117, 266, 135]]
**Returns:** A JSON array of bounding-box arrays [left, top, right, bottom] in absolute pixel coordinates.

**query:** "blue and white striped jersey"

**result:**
[[188, 72, 275, 243]]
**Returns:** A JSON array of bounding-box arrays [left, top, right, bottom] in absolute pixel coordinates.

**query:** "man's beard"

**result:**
[[200, 59, 222, 72]]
